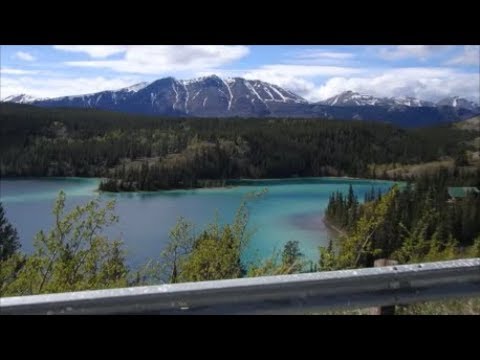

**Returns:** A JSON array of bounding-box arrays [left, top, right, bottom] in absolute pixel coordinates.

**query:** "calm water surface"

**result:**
[[0, 177, 397, 268]]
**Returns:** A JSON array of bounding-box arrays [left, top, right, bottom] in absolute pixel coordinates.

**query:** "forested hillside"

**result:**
[[323, 170, 480, 270], [1, 103, 477, 191]]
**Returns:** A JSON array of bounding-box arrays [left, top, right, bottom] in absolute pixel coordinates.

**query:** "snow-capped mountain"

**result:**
[[2, 94, 38, 104], [393, 96, 434, 107], [313, 90, 478, 126], [321, 91, 391, 107], [121, 82, 150, 93], [320, 91, 436, 108], [31, 82, 151, 110], [25, 75, 307, 117], [437, 96, 479, 111], [2, 77, 479, 128]]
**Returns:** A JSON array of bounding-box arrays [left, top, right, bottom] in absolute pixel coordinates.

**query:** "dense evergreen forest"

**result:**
[[1, 103, 477, 191], [323, 170, 480, 270]]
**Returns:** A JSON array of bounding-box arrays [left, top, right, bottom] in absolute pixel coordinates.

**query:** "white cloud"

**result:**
[[216, 63, 477, 103], [285, 49, 357, 66], [53, 45, 127, 58], [3, 46, 478, 104], [64, 45, 250, 74], [0, 67, 39, 75], [197, 65, 363, 98], [308, 67, 480, 102], [244, 64, 362, 78], [378, 45, 452, 61], [232, 65, 360, 97], [446, 45, 480, 66], [15, 51, 36, 61], [251, 75, 316, 98], [0, 75, 143, 99], [293, 49, 355, 60], [191, 67, 317, 98]]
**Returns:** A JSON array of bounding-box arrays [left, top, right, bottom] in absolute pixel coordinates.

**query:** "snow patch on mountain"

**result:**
[[121, 82, 149, 93], [437, 96, 478, 110], [2, 94, 39, 103], [321, 91, 449, 108]]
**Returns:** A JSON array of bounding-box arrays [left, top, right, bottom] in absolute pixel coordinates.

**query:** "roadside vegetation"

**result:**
[[1, 168, 478, 314]]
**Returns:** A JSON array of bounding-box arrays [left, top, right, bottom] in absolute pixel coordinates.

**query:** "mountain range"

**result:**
[[3, 75, 479, 128]]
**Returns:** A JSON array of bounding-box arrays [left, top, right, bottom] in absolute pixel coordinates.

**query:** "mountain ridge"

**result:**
[[2, 75, 479, 127]]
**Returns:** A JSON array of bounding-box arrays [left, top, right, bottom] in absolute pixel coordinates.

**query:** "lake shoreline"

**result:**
[[1, 176, 396, 266], [322, 217, 347, 238], [0, 175, 397, 193]]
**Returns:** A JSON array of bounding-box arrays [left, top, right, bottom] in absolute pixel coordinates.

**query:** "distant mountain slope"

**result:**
[[455, 115, 480, 131], [2, 102, 477, 185], [3, 94, 39, 104], [29, 76, 306, 117], [318, 90, 435, 107], [3, 75, 479, 128], [437, 96, 479, 111]]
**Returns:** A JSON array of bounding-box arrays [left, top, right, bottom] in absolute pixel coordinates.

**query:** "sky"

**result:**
[[1, 45, 479, 102]]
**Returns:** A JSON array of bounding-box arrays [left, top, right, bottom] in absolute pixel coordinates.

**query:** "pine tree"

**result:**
[[347, 184, 355, 208], [0, 202, 20, 261], [281, 240, 304, 272]]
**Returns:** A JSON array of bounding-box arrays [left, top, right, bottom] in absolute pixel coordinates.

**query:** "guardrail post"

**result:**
[[370, 258, 399, 315]]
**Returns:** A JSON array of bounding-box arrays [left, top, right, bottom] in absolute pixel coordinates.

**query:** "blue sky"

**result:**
[[1, 45, 479, 102]]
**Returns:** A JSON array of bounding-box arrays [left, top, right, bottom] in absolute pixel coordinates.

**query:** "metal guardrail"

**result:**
[[1, 258, 479, 315]]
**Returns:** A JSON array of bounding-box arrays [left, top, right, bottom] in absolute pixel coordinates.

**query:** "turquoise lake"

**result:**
[[0, 177, 397, 268]]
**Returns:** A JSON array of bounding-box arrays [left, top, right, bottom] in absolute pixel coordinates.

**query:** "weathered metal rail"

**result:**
[[1, 258, 479, 315]]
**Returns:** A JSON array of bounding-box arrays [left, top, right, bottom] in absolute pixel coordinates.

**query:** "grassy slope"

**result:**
[[455, 115, 480, 131], [369, 118, 480, 179]]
